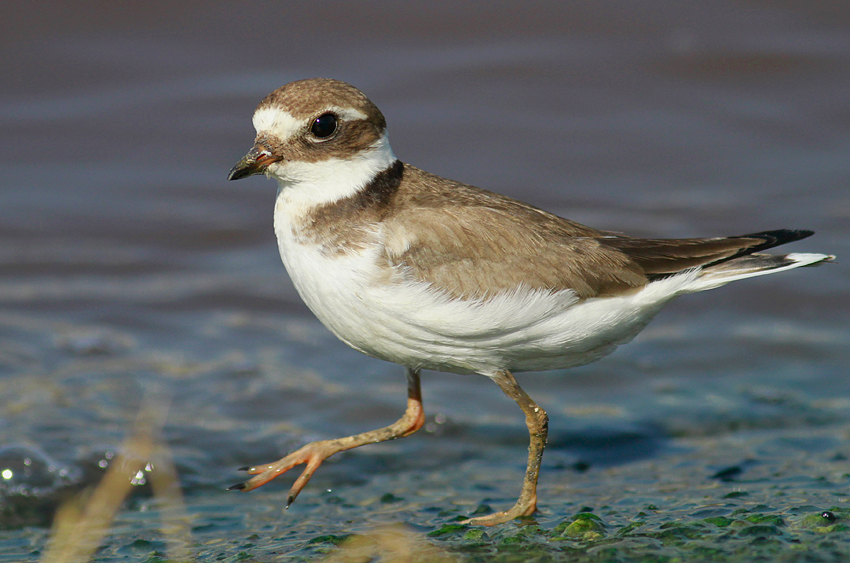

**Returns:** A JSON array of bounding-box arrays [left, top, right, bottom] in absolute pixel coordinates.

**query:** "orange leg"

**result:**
[[463, 369, 548, 526], [229, 368, 424, 508]]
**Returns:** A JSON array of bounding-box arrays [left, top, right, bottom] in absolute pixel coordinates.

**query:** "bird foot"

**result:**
[[228, 440, 339, 507], [461, 498, 537, 526]]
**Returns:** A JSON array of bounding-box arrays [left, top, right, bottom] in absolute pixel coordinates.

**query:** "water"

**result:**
[[1, 1, 848, 561]]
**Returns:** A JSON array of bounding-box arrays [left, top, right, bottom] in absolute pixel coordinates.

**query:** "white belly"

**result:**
[[273, 195, 694, 376]]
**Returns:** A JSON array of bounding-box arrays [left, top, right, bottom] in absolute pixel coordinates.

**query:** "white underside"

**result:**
[[275, 217, 831, 376], [274, 192, 730, 376]]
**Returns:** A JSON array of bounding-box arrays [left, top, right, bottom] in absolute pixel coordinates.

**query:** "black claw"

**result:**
[[228, 483, 247, 491], [286, 495, 294, 508], [237, 466, 251, 472]]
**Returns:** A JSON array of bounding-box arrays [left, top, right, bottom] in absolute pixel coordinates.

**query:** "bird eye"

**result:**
[[310, 113, 337, 139]]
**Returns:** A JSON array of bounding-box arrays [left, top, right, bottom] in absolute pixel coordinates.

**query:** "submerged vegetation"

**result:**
[[18, 413, 850, 563]]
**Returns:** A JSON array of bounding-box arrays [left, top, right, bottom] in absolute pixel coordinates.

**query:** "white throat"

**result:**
[[269, 132, 397, 211]]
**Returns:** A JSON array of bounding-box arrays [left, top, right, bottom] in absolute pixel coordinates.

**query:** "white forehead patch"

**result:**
[[252, 107, 300, 140], [252, 105, 369, 139]]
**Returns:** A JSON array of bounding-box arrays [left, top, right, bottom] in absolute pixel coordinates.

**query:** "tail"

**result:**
[[602, 228, 835, 293], [687, 251, 834, 292]]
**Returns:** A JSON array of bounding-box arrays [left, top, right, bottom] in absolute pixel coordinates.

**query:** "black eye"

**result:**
[[311, 113, 337, 139]]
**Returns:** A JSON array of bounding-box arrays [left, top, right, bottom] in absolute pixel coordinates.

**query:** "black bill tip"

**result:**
[[228, 161, 255, 181], [228, 145, 279, 181]]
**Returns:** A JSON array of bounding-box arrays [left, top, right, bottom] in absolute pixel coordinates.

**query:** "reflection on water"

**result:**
[[0, 0, 848, 560]]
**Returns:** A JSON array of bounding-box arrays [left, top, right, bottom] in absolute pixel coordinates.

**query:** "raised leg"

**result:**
[[229, 368, 424, 508], [463, 369, 548, 526]]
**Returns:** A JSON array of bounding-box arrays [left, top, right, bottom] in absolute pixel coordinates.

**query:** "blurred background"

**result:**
[[1, 1, 848, 560]]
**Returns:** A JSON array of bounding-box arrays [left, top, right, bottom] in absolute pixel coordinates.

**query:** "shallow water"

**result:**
[[1, 1, 849, 561]]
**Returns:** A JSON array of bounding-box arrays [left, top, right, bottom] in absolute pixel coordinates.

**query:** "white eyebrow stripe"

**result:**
[[329, 106, 367, 121]]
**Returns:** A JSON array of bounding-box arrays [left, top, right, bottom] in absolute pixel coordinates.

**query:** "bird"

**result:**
[[226, 77, 834, 526]]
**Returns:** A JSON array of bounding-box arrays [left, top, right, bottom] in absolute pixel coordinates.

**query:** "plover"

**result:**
[[227, 78, 833, 525]]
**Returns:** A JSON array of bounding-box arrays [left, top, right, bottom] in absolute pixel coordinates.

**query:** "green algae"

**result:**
[[21, 499, 850, 562], [427, 523, 468, 537], [306, 534, 351, 546], [703, 516, 735, 528], [796, 510, 849, 534], [380, 492, 404, 504], [551, 512, 607, 541], [745, 514, 785, 526], [429, 507, 850, 563]]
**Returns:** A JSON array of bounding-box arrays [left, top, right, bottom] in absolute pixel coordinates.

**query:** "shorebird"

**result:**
[[226, 78, 833, 525]]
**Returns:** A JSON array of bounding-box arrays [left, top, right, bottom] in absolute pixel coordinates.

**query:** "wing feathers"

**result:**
[[374, 165, 827, 300], [600, 229, 816, 278]]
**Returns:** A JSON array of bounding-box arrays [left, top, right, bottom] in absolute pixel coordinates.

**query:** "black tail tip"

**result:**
[[738, 229, 815, 249]]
